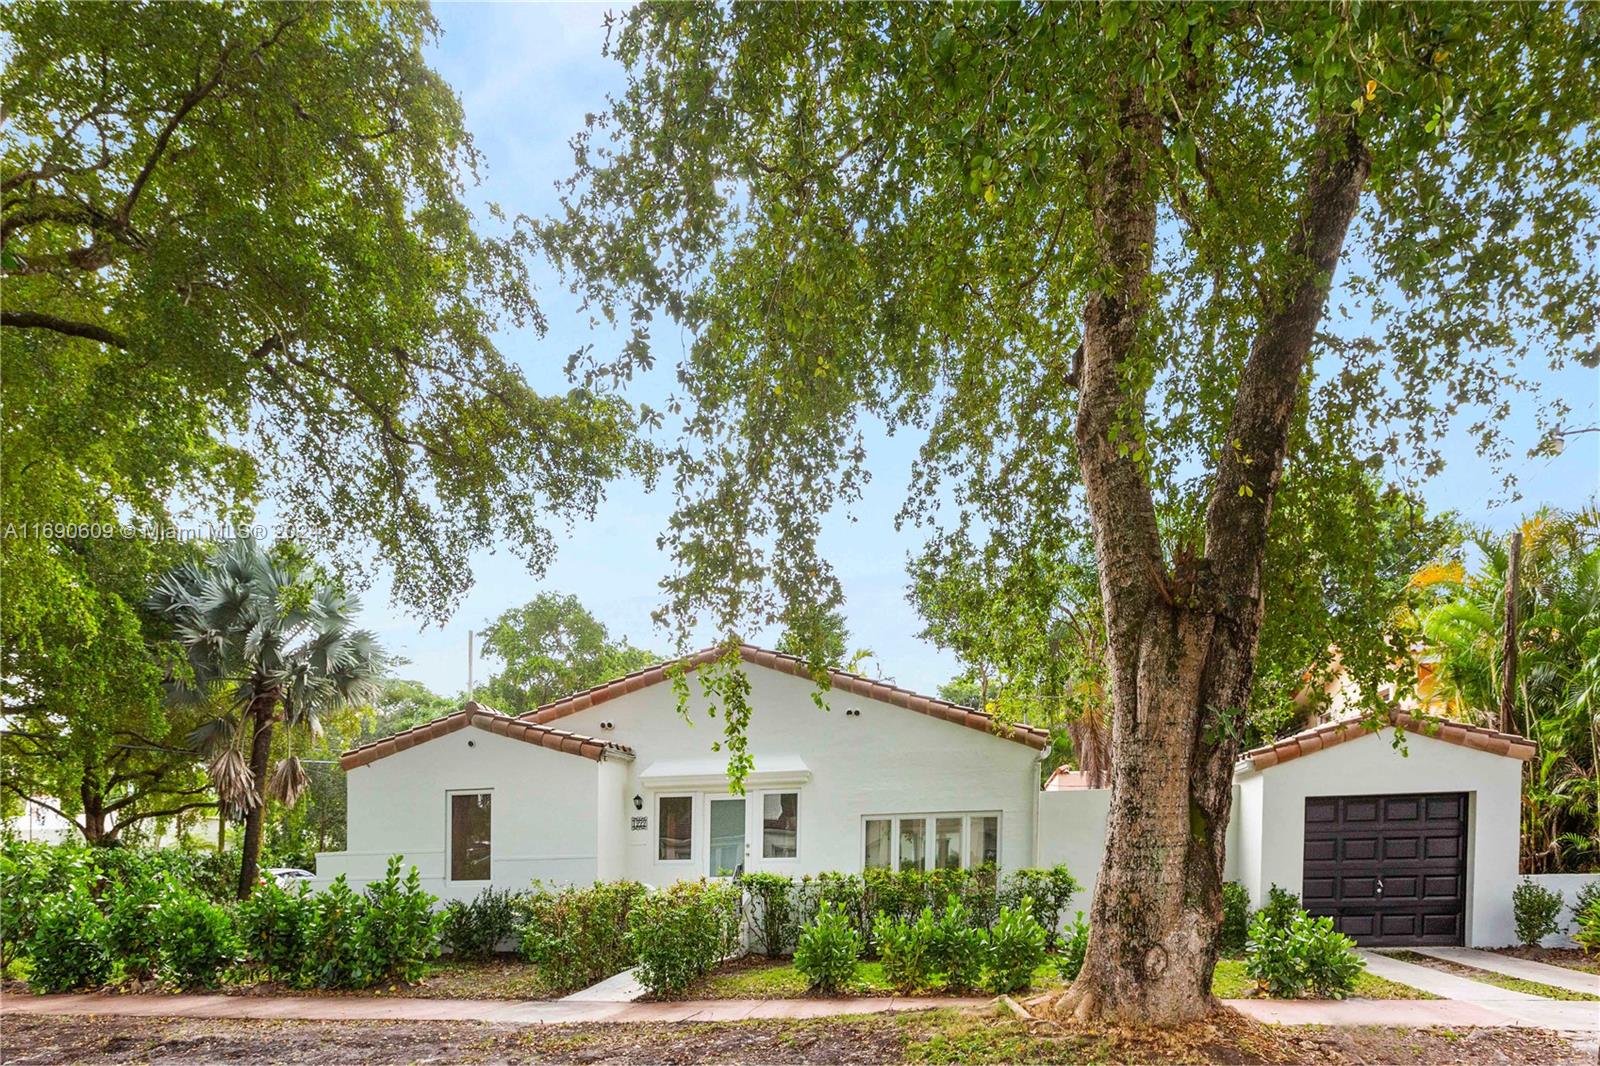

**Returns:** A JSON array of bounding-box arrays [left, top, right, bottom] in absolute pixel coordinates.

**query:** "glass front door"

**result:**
[[708, 797, 746, 877]]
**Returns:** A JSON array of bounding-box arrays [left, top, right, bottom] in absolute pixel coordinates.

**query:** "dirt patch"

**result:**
[[1489, 946, 1600, 976], [0, 1009, 1587, 1065]]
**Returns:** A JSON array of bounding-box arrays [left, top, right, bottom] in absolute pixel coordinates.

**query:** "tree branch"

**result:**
[[0, 310, 128, 348]]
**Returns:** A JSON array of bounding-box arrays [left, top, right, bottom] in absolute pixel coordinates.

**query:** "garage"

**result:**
[[1232, 710, 1535, 947], [1301, 791, 1467, 945]]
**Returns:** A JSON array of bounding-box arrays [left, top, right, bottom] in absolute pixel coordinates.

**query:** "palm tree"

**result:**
[[150, 538, 385, 897]]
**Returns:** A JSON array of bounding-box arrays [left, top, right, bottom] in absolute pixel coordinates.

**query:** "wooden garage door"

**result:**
[[1301, 792, 1467, 946]]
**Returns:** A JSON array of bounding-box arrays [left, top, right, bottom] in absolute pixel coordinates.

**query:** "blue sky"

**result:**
[[358, 4, 1600, 702]]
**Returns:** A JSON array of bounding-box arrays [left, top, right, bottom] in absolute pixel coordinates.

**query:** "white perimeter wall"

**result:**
[[545, 664, 1044, 886], [1526, 872, 1600, 948], [314, 727, 611, 901], [1234, 727, 1523, 947]]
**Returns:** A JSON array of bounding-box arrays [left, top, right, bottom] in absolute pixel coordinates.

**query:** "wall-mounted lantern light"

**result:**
[[633, 794, 644, 811]]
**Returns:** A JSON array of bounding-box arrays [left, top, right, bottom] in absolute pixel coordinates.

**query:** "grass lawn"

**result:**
[[8, 1005, 1588, 1064], [687, 955, 1433, 1001], [1385, 950, 1600, 1002]]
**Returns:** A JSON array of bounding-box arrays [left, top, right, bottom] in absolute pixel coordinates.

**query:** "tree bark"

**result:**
[[1048, 103, 1370, 1026], [237, 695, 277, 898]]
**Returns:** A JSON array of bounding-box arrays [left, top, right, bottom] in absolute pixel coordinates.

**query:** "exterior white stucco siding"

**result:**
[[314, 727, 608, 901], [1233, 727, 1523, 946], [542, 665, 1044, 885]]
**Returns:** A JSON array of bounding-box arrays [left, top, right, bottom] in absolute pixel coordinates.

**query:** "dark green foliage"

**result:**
[[999, 866, 1080, 944], [1220, 882, 1252, 957], [1245, 909, 1364, 999], [151, 886, 238, 990], [627, 880, 742, 997], [299, 875, 365, 989], [24, 886, 110, 993], [1255, 885, 1302, 936], [873, 908, 937, 993], [478, 593, 659, 714], [794, 901, 861, 993], [1, 842, 94, 965], [104, 878, 163, 980], [356, 857, 440, 985], [1058, 911, 1090, 982], [740, 872, 797, 958], [931, 898, 986, 993], [1512, 879, 1565, 947], [985, 900, 1047, 995], [518, 880, 648, 993], [1573, 888, 1600, 954], [235, 875, 311, 982], [440, 887, 523, 961]]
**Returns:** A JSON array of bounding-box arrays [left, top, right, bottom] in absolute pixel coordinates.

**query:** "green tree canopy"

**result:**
[[537, 1, 1598, 1024], [1, 1, 652, 617], [478, 592, 658, 714]]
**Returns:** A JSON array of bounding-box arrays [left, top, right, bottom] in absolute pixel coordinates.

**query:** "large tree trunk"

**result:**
[[237, 695, 277, 898], [79, 779, 109, 846], [1048, 97, 1370, 1026]]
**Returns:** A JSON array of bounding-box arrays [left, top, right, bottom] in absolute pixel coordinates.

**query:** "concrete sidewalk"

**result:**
[[1358, 950, 1600, 1036], [0, 990, 986, 1025], [1410, 946, 1600, 998]]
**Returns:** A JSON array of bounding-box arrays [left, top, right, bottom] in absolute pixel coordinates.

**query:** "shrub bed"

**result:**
[[628, 880, 742, 997], [518, 880, 647, 993]]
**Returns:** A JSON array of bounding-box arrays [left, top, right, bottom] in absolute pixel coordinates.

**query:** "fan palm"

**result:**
[[149, 538, 385, 896]]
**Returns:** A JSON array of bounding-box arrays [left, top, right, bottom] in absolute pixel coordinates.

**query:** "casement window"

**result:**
[[863, 812, 1001, 872], [658, 794, 693, 862], [761, 791, 799, 859], [449, 791, 492, 882]]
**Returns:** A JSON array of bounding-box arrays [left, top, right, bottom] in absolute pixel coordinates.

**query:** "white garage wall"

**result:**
[[314, 727, 614, 901], [543, 664, 1045, 885], [1234, 727, 1524, 946]]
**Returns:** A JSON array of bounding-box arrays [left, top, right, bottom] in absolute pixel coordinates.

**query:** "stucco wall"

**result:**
[[1526, 872, 1600, 948], [314, 727, 612, 901], [544, 663, 1045, 885], [1233, 727, 1524, 946]]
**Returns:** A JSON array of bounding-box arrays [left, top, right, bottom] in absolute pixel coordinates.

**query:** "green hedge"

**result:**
[[517, 880, 648, 993], [628, 880, 742, 996]]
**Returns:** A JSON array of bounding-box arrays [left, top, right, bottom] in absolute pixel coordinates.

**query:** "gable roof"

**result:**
[[522, 643, 1052, 750], [340, 702, 634, 771], [1241, 710, 1535, 772]]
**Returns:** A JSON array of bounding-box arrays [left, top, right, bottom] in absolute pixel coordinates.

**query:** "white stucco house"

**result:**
[[317, 644, 1573, 948]]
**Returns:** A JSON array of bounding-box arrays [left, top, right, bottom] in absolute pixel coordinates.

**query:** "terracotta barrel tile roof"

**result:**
[[1241, 710, 1535, 772], [340, 702, 633, 771], [522, 643, 1052, 750]]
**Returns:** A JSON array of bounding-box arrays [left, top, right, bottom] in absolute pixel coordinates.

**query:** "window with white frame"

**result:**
[[762, 791, 798, 858], [863, 813, 1000, 872], [658, 795, 693, 861], [449, 791, 492, 881]]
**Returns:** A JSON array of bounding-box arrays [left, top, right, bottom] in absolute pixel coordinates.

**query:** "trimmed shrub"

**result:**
[[627, 880, 742, 997], [1057, 911, 1089, 982], [999, 866, 1080, 943], [104, 877, 163, 980], [1512, 879, 1564, 947], [794, 901, 861, 993], [1, 841, 96, 965], [152, 886, 238, 990], [932, 897, 985, 992], [441, 887, 523, 960], [236, 875, 311, 981], [25, 887, 111, 993], [1220, 881, 1251, 956], [874, 908, 937, 992], [519, 880, 648, 993], [741, 872, 797, 957], [299, 875, 365, 989], [985, 899, 1047, 994], [1245, 909, 1363, 999], [357, 857, 440, 985], [1254, 884, 1301, 936]]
